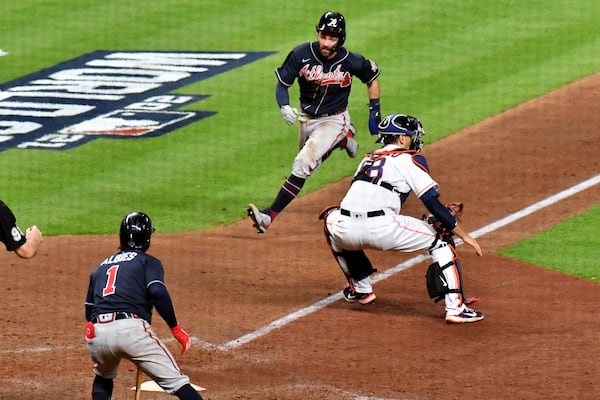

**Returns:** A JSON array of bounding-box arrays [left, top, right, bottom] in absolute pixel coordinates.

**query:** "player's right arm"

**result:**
[[0, 200, 42, 258], [275, 45, 309, 125], [15, 226, 42, 259], [275, 82, 290, 107], [84, 275, 95, 322]]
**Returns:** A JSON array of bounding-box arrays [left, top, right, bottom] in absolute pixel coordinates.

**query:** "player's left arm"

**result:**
[[148, 282, 192, 354], [146, 258, 192, 354], [420, 188, 457, 231], [147, 280, 178, 328], [352, 54, 381, 135], [420, 188, 482, 256], [367, 79, 381, 134]]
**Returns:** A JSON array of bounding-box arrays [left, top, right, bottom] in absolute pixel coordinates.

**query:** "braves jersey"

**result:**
[[340, 146, 439, 214], [276, 42, 380, 116], [85, 250, 166, 323], [0, 200, 26, 252]]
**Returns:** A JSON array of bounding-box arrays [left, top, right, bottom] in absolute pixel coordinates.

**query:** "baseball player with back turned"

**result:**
[[84, 212, 203, 400], [319, 114, 485, 323], [0, 199, 42, 259], [248, 10, 382, 233]]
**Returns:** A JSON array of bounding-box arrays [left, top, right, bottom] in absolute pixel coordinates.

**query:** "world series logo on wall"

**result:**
[[0, 50, 274, 152]]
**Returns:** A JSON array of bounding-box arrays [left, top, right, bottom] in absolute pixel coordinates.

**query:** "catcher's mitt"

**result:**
[[423, 202, 464, 244]]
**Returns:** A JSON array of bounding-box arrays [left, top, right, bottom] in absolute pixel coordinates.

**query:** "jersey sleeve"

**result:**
[[402, 155, 439, 198], [144, 255, 178, 328], [348, 52, 380, 84], [144, 255, 166, 288], [275, 43, 309, 86], [0, 200, 26, 252]]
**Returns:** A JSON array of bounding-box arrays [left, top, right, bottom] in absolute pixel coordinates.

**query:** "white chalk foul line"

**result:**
[[4, 174, 600, 355], [469, 173, 600, 239], [220, 172, 600, 350]]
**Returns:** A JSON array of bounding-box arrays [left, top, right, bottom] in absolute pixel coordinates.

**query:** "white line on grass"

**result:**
[[219, 172, 600, 350], [4, 174, 600, 354]]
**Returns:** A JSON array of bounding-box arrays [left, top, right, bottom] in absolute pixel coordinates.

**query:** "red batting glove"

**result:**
[[85, 321, 95, 339], [171, 324, 191, 354]]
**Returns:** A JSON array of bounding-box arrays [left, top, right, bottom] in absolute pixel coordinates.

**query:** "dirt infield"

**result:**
[[1, 73, 599, 400]]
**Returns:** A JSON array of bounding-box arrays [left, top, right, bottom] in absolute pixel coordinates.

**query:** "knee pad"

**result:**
[[429, 240, 455, 266]]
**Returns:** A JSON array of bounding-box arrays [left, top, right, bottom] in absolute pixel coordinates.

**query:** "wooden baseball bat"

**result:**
[[134, 367, 143, 400]]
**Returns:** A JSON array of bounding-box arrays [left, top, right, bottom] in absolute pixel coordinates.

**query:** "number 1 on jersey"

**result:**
[[102, 265, 119, 296]]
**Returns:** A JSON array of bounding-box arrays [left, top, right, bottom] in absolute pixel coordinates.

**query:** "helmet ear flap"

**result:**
[[119, 212, 155, 251]]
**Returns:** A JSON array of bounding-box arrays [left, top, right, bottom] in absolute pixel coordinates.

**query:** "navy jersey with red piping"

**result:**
[[85, 249, 167, 323], [275, 41, 379, 116], [0, 200, 26, 252]]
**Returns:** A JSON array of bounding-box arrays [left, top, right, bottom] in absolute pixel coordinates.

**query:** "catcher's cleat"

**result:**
[[344, 123, 358, 158], [343, 286, 376, 305], [445, 307, 485, 324], [247, 203, 271, 234]]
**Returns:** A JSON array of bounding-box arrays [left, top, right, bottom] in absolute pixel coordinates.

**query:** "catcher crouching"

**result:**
[[319, 113, 484, 323]]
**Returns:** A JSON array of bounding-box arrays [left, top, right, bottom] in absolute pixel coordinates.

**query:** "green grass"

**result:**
[[1, 0, 599, 235], [500, 205, 600, 282]]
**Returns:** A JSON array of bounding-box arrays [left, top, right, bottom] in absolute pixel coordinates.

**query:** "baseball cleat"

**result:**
[[344, 123, 359, 158], [247, 203, 271, 234], [445, 307, 485, 324], [342, 286, 376, 305]]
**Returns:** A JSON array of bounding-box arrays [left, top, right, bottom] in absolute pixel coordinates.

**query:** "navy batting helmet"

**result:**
[[316, 11, 346, 50], [119, 211, 155, 251], [376, 114, 426, 152]]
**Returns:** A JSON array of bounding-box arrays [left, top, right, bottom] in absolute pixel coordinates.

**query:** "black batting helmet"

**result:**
[[119, 211, 155, 251], [376, 114, 426, 152], [316, 11, 346, 50]]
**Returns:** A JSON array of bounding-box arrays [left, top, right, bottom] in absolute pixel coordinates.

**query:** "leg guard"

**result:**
[[341, 249, 377, 281], [321, 215, 376, 292], [428, 241, 465, 314], [426, 261, 461, 303], [175, 383, 204, 400], [91, 375, 113, 400]]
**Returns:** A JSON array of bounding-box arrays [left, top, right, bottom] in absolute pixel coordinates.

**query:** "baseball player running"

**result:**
[[248, 10, 382, 233], [84, 212, 203, 400], [0, 199, 42, 259], [319, 114, 485, 323]]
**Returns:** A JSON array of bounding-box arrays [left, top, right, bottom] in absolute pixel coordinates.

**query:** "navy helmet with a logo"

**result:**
[[316, 11, 346, 50], [119, 211, 155, 251]]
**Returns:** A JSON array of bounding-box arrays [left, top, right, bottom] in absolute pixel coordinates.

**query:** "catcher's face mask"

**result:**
[[376, 114, 426, 152]]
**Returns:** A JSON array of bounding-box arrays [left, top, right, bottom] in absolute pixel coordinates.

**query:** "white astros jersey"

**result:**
[[340, 145, 439, 214], [325, 144, 442, 254]]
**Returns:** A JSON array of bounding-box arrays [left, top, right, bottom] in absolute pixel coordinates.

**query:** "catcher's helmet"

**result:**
[[376, 114, 426, 152], [316, 11, 346, 50], [119, 211, 155, 251]]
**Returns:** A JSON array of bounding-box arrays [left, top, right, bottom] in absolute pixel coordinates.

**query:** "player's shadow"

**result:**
[[328, 285, 444, 321]]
